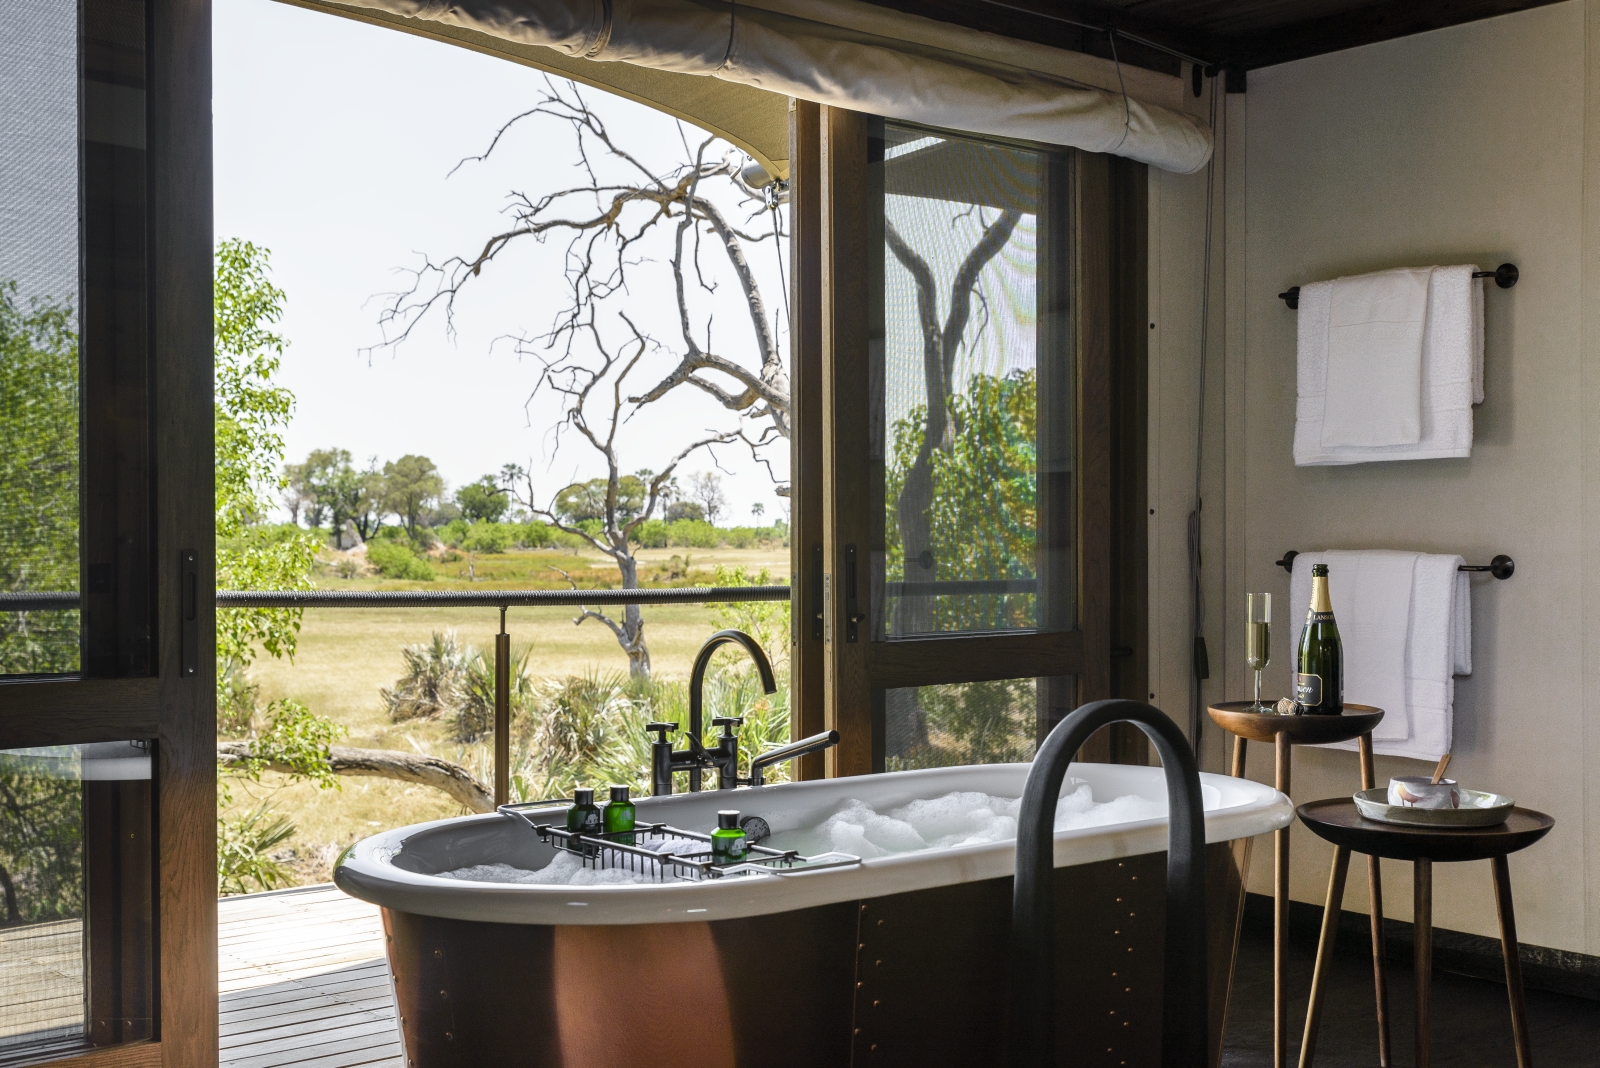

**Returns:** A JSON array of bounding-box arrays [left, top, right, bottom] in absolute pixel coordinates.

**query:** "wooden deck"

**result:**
[[218, 885, 401, 1068], [0, 885, 401, 1067]]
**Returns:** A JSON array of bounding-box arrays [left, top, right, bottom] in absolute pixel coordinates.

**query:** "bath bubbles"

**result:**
[[764, 785, 1165, 859]]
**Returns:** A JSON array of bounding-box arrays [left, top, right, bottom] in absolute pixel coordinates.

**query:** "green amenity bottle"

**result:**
[[711, 810, 748, 864], [603, 785, 636, 845], [566, 787, 603, 837], [1294, 563, 1344, 715]]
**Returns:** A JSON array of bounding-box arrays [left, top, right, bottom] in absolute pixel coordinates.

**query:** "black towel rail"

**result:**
[[1275, 550, 1514, 580], [1278, 262, 1518, 310]]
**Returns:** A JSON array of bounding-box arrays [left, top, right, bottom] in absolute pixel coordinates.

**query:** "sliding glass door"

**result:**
[[808, 108, 1146, 775]]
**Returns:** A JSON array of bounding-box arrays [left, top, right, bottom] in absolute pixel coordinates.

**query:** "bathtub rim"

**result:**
[[333, 762, 1290, 926]]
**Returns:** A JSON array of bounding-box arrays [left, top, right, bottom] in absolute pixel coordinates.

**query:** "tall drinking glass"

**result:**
[[1246, 593, 1272, 713]]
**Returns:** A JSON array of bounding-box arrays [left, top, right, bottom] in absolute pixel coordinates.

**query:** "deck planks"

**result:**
[[218, 884, 402, 1068]]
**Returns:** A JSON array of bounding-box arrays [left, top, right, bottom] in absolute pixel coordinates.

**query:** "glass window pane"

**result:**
[[0, 742, 154, 1060], [884, 678, 1039, 771], [869, 124, 1073, 639], [0, 0, 82, 673]]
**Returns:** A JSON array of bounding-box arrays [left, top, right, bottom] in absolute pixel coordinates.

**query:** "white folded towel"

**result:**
[[1295, 265, 1483, 465], [1288, 549, 1470, 763], [1321, 268, 1431, 447]]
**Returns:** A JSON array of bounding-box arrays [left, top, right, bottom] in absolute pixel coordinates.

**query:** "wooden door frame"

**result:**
[[0, 1, 216, 1064], [812, 110, 1148, 774]]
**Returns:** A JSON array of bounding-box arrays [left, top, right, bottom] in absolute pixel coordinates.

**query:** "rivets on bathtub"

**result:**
[[1114, 929, 1120, 935], [876, 919, 884, 926], [873, 999, 880, 1007], [433, 949, 442, 958], [856, 981, 864, 988], [870, 1044, 878, 1051], [444, 1032, 453, 1042], [875, 959, 881, 967], [1124, 987, 1131, 993], [854, 1028, 860, 1035], [439, 989, 449, 999]]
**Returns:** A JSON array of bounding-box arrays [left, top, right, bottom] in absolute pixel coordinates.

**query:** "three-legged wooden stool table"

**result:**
[[1208, 703, 1387, 1068], [1296, 800, 1555, 1068]]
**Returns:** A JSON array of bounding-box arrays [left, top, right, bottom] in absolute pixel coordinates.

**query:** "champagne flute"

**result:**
[[1246, 593, 1272, 713]]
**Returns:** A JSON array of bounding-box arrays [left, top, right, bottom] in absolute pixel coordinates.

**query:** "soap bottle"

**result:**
[[711, 810, 748, 864], [603, 785, 636, 845], [566, 787, 603, 837]]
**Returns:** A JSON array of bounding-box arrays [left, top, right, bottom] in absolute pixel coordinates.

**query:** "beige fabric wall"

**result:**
[[1152, 0, 1600, 954]]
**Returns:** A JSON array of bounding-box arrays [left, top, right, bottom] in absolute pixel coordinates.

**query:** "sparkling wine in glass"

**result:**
[[1246, 593, 1272, 713]]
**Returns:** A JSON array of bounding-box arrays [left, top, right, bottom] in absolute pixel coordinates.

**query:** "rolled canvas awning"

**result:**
[[286, 0, 1213, 174]]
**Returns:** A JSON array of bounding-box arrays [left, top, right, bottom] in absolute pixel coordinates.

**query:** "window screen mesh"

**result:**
[[884, 678, 1039, 771], [0, 0, 82, 674]]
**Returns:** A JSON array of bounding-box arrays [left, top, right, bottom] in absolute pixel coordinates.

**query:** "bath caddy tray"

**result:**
[[497, 802, 860, 883]]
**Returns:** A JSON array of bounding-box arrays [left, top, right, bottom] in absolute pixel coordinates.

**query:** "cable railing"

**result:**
[[1, 584, 792, 805]]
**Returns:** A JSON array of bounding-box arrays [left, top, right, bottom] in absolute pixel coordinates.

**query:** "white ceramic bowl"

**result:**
[[1355, 787, 1513, 828]]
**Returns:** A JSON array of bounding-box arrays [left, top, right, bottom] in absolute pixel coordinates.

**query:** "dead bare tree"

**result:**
[[372, 80, 790, 678], [884, 209, 1020, 637], [500, 316, 737, 679]]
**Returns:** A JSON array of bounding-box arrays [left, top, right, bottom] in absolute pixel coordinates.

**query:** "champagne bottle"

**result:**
[[603, 785, 636, 845], [711, 810, 748, 864], [1294, 563, 1344, 715]]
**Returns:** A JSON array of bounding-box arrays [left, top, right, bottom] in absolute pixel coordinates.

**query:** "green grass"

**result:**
[[224, 543, 791, 886]]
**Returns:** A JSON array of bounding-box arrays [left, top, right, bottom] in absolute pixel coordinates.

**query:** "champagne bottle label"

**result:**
[[1294, 673, 1322, 706], [1306, 611, 1334, 623]]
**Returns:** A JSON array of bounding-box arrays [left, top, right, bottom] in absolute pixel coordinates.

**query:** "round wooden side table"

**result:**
[[1207, 702, 1386, 1068], [1296, 800, 1555, 1068]]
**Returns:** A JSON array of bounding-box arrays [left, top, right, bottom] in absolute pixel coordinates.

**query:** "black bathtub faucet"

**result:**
[[648, 629, 839, 795]]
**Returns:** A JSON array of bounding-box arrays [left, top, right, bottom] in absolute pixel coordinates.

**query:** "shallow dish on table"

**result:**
[[1353, 787, 1514, 828]]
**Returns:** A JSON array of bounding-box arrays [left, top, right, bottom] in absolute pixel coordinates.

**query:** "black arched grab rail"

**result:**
[[1011, 700, 1209, 1068]]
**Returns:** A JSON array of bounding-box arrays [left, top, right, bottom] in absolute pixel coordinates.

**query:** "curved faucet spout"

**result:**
[[689, 629, 777, 739], [685, 630, 776, 791]]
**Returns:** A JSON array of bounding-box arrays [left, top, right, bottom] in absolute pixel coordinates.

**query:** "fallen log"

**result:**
[[217, 742, 495, 814]]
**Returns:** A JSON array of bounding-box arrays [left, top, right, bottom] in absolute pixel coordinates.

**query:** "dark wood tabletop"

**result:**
[[1208, 702, 1384, 745], [1296, 799, 1554, 863]]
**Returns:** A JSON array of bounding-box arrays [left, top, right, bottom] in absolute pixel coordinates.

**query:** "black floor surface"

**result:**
[[1222, 915, 1600, 1066]]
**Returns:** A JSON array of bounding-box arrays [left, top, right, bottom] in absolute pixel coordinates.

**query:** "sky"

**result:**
[[213, 0, 790, 527]]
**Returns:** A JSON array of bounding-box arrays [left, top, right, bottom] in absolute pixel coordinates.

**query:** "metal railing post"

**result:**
[[494, 607, 510, 807]]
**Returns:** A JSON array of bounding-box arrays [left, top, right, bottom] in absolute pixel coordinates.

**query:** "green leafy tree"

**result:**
[[0, 283, 79, 673], [214, 240, 319, 702], [553, 475, 646, 525], [382, 455, 444, 539], [456, 475, 508, 524]]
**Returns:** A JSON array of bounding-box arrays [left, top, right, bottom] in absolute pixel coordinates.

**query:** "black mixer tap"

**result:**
[[648, 629, 842, 795]]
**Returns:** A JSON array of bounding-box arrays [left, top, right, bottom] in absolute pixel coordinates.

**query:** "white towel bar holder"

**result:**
[[1275, 550, 1514, 580], [1277, 263, 1518, 310]]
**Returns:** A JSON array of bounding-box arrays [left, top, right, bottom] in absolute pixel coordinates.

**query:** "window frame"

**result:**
[[805, 106, 1148, 774], [0, 0, 216, 1063]]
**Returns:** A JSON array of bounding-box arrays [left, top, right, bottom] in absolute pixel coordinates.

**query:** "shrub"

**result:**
[[450, 642, 535, 743], [438, 518, 470, 548], [518, 522, 555, 549], [632, 518, 669, 548], [381, 631, 469, 721], [723, 526, 756, 549], [367, 539, 433, 580], [217, 806, 296, 896], [461, 521, 513, 554], [666, 519, 718, 548]]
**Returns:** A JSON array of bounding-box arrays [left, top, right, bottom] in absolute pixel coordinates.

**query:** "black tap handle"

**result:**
[[646, 722, 679, 743], [712, 717, 744, 729]]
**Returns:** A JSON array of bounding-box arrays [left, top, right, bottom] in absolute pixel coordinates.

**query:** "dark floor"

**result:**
[[1222, 912, 1600, 1066]]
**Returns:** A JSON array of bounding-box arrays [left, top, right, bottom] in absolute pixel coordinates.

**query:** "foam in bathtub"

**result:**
[[765, 785, 1165, 859]]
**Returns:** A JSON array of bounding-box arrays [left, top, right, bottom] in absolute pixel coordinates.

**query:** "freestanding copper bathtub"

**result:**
[[334, 762, 1289, 1068]]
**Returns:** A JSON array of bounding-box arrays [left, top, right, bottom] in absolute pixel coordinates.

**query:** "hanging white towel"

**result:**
[[1320, 268, 1431, 448], [1294, 265, 1482, 465], [1288, 550, 1469, 763]]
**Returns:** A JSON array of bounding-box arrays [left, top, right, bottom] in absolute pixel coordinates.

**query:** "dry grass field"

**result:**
[[223, 543, 790, 886]]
